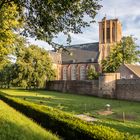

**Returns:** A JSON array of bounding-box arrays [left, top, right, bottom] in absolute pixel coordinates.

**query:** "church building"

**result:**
[[50, 17, 122, 80]]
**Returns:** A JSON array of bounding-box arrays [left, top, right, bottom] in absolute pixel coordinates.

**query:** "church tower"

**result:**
[[98, 17, 122, 62]]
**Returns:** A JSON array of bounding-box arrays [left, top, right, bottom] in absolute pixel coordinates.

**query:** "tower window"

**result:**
[[103, 28, 105, 43], [112, 22, 115, 42], [107, 28, 110, 42]]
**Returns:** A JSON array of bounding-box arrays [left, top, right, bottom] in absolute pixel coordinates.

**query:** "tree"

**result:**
[[13, 44, 55, 89], [102, 36, 140, 73], [87, 65, 99, 80], [0, 2, 22, 69], [0, 63, 15, 88], [0, 0, 101, 46]]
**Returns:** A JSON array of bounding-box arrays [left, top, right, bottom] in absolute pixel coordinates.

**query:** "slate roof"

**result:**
[[125, 64, 140, 77], [62, 42, 99, 64]]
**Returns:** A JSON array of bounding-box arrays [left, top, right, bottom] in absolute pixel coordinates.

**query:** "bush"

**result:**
[[0, 93, 139, 140], [87, 65, 99, 80]]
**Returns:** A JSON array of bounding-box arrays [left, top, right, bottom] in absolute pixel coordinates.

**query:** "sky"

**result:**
[[28, 0, 140, 50]]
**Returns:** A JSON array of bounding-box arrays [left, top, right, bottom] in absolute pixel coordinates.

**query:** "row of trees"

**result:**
[[0, 42, 55, 89]]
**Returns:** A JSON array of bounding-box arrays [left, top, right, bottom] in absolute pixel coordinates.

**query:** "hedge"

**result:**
[[0, 93, 139, 140]]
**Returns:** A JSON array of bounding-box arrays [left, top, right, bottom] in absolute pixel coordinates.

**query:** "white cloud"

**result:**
[[27, 38, 52, 50]]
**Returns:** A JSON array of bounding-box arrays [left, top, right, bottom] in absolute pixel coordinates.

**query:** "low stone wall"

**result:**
[[46, 80, 99, 96], [116, 79, 140, 101], [46, 73, 140, 102]]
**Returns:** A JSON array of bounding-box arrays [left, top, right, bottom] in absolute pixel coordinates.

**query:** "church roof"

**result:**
[[62, 42, 99, 64], [65, 42, 99, 51], [125, 64, 140, 77]]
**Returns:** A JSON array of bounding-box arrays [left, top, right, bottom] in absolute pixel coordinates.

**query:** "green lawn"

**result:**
[[0, 99, 59, 140], [1, 89, 140, 136]]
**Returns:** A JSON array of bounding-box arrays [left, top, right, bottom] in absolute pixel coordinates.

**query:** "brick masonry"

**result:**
[[116, 79, 140, 101], [46, 73, 140, 102]]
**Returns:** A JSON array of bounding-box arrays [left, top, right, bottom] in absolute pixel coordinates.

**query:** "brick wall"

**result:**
[[46, 74, 140, 102], [46, 80, 99, 96], [116, 79, 140, 101]]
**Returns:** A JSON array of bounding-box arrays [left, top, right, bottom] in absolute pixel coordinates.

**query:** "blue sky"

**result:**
[[28, 0, 140, 50]]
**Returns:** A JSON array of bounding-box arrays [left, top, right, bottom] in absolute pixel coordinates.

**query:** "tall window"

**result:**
[[112, 22, 115, 42], [107, 28, 110, 42], [63, 66, 67, 80], [80, 65, 86, 80], [71, 65, 76, 80], [102, 28, 105, 43]]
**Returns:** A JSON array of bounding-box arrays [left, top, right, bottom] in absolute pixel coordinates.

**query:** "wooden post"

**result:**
[[123, 112, 125, 123]]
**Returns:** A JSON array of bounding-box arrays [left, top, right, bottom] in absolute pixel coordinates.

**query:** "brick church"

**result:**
[[49, 17, 122, 80]]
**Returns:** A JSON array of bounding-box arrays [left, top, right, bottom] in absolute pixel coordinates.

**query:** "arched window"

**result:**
[[63, 66, 67, 80], [71, 65, 76, 80], [80, 65, 86, 80]]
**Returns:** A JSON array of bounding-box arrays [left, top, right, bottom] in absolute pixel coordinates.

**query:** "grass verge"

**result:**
[[1, 89, 140, 135], [0, 92, 139, 140], [0, 100, 59, 140]]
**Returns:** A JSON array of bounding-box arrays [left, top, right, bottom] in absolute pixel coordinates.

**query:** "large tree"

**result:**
[[12, 44, 55, 88], [102, 36, 140, 72], [0, 0, 101, 46], [0, 63, 15, 88], [0, 2, 22, 69]]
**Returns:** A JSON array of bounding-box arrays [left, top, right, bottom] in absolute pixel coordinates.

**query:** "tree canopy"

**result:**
[[0, 0, 101, 45], [0, 3, 22, 69], [102, 36, 140, 73], [12, 44, 55, 88]]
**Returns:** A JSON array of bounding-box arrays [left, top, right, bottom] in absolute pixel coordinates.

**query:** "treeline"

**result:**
[[0, 44, 55, 89]]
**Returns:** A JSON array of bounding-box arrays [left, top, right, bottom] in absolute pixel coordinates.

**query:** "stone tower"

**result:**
[[98, 17, 122, 62]]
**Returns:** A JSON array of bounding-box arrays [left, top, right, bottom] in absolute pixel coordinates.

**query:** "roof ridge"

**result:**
[[65, 42, 99, 47]]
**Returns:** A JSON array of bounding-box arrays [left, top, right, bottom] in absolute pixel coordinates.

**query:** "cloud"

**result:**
[[97, 0, 140, 45], [27, 38, 52, 50], [30, 0, 140, 49]]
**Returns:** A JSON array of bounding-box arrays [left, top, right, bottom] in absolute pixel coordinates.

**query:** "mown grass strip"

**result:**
[[0, 93, 139, 140], [1, 89, 140, 136], [0, 100, 59, 140]]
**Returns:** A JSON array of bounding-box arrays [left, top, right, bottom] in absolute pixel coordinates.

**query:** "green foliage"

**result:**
[[0, 36, 55, 89], [2, 89, 140, 136], [102, 36, 140, 72], [0, 2, 22, 70], [0, 0, 101, 45], [0, 63, 15, 88], [87, 65, 99, 80], [0, 100, 59, 140], [12, 44, 55, 88], [0, 93, 139, 140]]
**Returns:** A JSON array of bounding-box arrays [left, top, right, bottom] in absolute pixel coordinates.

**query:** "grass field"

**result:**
[[0, 100, 59, 140], [0, 89, 140, 136]]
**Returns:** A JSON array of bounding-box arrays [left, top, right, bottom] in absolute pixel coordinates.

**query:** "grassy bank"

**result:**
[[0, 89, 140, 136], [0, 93, 139, 140], [0, 100, 59, 140]]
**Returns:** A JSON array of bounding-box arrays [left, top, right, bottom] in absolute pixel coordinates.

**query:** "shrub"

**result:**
[[87, 65, 99, 80], [0, 93, 139, 140]]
